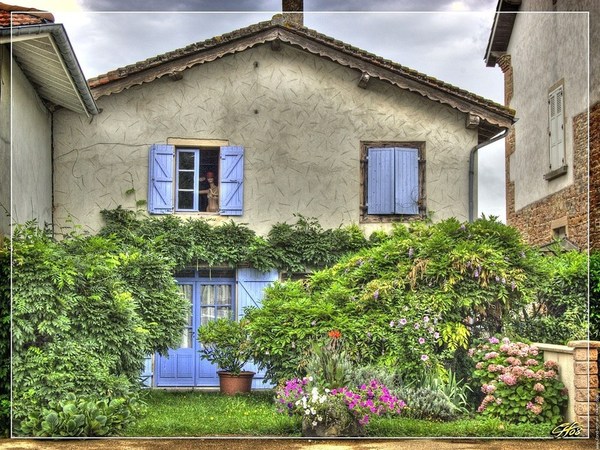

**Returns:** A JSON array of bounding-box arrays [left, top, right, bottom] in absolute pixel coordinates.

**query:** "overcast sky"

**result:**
[[27, 0, 507, 221]]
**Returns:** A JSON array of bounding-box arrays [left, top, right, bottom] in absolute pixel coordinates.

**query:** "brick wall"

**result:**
[[589, 102, 600, 250]]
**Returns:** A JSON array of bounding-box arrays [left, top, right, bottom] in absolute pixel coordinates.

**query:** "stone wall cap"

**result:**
[[534, 343, 574, 354], [567, 341, 600, 348]]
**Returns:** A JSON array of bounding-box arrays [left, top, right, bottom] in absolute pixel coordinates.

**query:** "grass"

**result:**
[[126, 389, 553, 438]]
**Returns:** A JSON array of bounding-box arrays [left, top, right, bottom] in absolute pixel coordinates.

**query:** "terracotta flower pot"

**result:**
[[217, 370, 255, 395]]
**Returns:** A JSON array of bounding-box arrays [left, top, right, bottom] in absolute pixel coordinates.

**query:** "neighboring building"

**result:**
[[0, 2, 98, 236], [485, 0, 598, 249], [51, 10, 514, 388]]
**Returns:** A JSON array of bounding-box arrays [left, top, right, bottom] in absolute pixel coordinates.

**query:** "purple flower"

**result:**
[[421, 354, 429, 361], [408, 247, 414, 258], [414, 323, 420, 330], [366, 331, 372, 338], [418, 337, 426, 344], [399, 318, 407, 325], [389, 320, 395, 327], [433, 332, 440, 339], [373, 290, 379, 300], [488, 336, 500, 344], [474, 269, 480, 278], [423, 315, 430, 323]]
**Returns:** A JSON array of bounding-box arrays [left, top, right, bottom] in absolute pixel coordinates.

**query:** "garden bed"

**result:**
[[125, 390, 552, 438]]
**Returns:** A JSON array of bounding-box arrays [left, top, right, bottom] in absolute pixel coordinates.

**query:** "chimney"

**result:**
[[282, 0, 303, 27]]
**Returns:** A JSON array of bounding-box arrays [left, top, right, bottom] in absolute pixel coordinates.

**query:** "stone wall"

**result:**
[[536, 340, 599, 438]]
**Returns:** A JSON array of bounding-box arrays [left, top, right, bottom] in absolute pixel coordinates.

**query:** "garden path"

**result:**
[[0, 439, 595, 450]]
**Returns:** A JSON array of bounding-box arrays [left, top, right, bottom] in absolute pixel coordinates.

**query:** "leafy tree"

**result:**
[[9, 224, 188, 435]]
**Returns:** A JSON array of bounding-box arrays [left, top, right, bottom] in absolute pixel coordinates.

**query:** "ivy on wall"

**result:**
[[98, 207, 371, 273]]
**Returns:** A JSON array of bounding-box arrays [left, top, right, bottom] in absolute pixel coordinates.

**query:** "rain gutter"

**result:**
[[468, 128, 510, 222]]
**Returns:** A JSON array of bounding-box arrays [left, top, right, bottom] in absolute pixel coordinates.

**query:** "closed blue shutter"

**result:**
[[237, 267, 278, 388], [394, 148, 419, 215], [219, 146, 244, 216], [148, 144, 174, 214], [367, 148, 395, 214]]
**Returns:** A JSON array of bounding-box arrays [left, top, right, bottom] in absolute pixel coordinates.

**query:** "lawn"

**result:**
[[126, 390, 553, 438]]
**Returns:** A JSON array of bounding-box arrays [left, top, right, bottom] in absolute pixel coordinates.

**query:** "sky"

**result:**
[[26, 0, 507, 221]]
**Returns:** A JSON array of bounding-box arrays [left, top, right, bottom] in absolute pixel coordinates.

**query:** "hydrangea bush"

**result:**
[[470, 337, 567, 424]]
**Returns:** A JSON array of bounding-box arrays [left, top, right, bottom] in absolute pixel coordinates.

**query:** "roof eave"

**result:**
[[0, 23, 99, 116], [484, 0, 522, 67]]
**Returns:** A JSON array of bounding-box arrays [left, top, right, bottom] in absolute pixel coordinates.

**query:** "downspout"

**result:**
[[468, 128, 509, 222]]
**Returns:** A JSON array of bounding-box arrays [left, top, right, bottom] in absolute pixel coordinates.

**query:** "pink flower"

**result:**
[[421, 354, 429, 361], [544, 370, 557, 378], [535, 396, 544, 404], [489, 336, 500, 344], [499, 373, 518, 386], [526, 359, 537, 366], [475, 362, 484, 369], [418, 337, 426, 344], [533, 383, 545, 392], [544, 360, 558, 369], [484, 352, 499, 360]]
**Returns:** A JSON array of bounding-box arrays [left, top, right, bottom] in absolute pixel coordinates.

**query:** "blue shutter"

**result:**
[[148, 144, 174, 214], [219, 146, 244, 216], [394, 148, 419, 215], [367, 148, 395, 214], [237, 267, 278, 389]]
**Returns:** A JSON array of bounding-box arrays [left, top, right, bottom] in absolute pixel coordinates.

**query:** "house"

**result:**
[[0, 2, 98, 237], [10, 3, 515, 388], [485, 0, 598, 250]]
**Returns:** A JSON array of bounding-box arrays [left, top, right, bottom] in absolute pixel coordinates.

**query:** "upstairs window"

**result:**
[[546, 84, 567, 180], [148, 144, 244, 216], [360, 142, 425, 222]]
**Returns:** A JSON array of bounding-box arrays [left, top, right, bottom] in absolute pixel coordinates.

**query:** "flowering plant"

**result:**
[[275, 376, 406, 434], [469, 336, 567, 424]]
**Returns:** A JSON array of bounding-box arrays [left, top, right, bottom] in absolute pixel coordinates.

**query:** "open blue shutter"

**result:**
[[367, 148, 395, 214], [148, 144, 174, 214], [237, 267, 278, 388], [219, 146, 244, 216], [394, 148, 419, 215]]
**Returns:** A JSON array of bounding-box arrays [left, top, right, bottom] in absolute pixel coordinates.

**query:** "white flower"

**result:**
[[324, 388, 330, 393], [312, 421, 317, 426], [308, 376, 313, 382], [310, 408, 316, 415]]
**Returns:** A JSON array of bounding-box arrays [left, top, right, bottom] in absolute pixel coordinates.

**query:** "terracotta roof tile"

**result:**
[[0, 2, 54, 28]]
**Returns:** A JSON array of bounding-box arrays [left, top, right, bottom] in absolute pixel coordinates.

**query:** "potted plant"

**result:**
[[197, 317, 255, 395]]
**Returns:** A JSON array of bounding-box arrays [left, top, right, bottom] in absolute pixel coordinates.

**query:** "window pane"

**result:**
[[178, 284, 193, 348], [216, 307, 232, 319], [178, 191, 194, 209], [179, 152, 195, 170], [216, 285, 232, 305], [201, 306, 215, 326], [179, 171, 195, 190], [201, 285, 214, 305]]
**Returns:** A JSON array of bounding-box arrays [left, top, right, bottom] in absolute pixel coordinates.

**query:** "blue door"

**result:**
[[155, 273, 235, 387]]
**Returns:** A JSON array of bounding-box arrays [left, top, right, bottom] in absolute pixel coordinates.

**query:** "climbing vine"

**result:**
[[98, 207, 371, 273]]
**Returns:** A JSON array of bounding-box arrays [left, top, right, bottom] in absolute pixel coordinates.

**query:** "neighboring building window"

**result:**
[[548, 85, 565, 173], [148, 144, 244, 216], [360, 142, 425, 221]]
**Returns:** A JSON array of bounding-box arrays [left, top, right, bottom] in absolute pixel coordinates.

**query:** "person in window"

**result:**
[[200, 171, 219, 212], [198, 174, 209, 211]]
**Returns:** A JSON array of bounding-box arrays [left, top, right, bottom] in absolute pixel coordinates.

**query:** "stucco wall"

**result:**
[[0, 46, 10, 236], [53, 43, 478, 236], [1, 44, 53, 234], [507, 7, 588, 212]]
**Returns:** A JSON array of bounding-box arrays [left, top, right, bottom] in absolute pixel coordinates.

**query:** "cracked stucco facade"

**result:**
[[53, 43, 478, 236]]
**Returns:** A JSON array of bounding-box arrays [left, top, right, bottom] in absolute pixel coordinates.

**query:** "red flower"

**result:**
[[328, 330, 341, 339]]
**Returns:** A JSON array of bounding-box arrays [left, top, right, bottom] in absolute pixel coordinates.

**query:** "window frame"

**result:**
[[545, 82, 567, 181], [173, 145, 220, 213], [359, 141, 426, 223]]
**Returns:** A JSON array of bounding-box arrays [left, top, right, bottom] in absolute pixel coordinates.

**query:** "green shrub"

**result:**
[[396, 386, 464, 421], [9, 224, 187, 435], [590, 251, 600, 341], [470, 337, 567, 424], [18, 392, 144, 437], [0, 236, 9, 437], [197, 318, 253, 374], [246, 217, 544, 385], [505, 250, 587, 344]]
